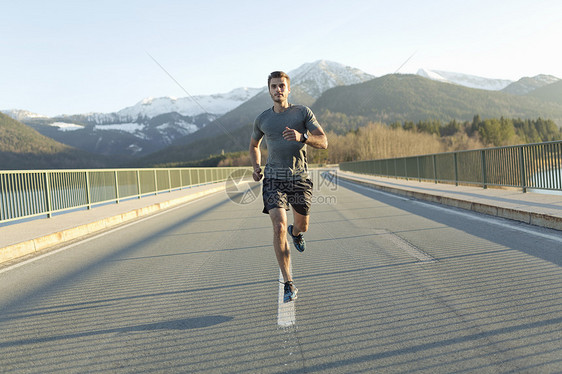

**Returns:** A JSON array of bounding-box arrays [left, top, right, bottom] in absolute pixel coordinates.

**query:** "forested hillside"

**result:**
[[0, 113, 109, 169], [5, 72, 562, 169], [312, 74, 562, 127], [529, 80, 562, 105]]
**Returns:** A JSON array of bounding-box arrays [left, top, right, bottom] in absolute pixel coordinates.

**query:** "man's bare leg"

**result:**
[[268, 207, 292, 283], [290, 210, 309, 237]]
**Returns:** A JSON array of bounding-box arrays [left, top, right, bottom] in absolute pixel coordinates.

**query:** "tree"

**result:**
[[403, 121, 415, 131], [440, 119, 462, 137], [477, 117, 516, 146]]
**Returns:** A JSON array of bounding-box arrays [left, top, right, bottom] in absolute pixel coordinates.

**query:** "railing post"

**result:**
[[136, 170, 142, 198], [519, 146, 527, 193], [454, 152, 459, 187], [417, 157, 421, 182], [154, 169, 158, 195], [85, 171, 91, 210], [114, 170, 120, 203], [45, 172, 53, 218], [481, 150, 488, 189], [432, 155, 437, 184], [404, 158, 408, 180], [0, 174, 6, 220], [168, 169, 172, 192]]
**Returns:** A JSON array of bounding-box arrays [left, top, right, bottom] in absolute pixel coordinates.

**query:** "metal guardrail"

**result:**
[[0, 167, 250, 224], [340, 141, 562, 193]]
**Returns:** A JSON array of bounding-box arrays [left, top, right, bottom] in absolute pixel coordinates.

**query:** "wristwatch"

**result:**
[[301, 132, 309, 143]]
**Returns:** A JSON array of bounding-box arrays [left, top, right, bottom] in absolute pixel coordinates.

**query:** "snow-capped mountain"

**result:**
[[1, 109, 48, 121], [85, 87, 262, 124], [8, 61, 373, 157], [501, 74, 560, 95], [3, 87, 262, 157], [417, 68, 513, 90], [174, 60, 376, 147], [289, 60, 374, 98], [4, 87, 261, 125]]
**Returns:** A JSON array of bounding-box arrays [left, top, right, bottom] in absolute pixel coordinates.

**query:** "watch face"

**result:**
[[302, 133, 308, 143]]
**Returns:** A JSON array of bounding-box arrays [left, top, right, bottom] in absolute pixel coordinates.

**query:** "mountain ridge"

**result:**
[[138, 73, 562, 166], [417, 68, 513, 90], [312, 74, 562, 125], [4, 64, 560, 122], [502, 75, 560, 95], [3, 61, 562, 168], [3, 60, 373, 158], [528, 80, 562, 105], [0, 112, 108, 169]]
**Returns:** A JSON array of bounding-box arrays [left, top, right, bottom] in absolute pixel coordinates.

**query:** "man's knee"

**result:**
[[272, 220, 287, 237], [293, 218, 309, 234], [270, 209, 288, 237]]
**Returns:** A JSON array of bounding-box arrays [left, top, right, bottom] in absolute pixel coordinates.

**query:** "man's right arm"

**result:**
[[249, 136, 263, 181]]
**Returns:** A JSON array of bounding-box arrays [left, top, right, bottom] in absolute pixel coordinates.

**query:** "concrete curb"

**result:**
[[0, 185, 225, 264], [336, 173, 562, 231]]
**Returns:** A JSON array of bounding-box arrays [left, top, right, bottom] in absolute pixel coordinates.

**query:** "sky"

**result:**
[[1, 0, 561, 116]]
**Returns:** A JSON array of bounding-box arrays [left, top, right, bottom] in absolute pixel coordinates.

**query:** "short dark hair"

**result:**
[[268, 71, 290, 88]]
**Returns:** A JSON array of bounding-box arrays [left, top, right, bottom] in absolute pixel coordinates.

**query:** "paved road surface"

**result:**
[[1, 171, 561, 373]]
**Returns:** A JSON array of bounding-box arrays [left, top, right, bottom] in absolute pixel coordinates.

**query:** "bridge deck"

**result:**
[[1, 169, 561, 267]]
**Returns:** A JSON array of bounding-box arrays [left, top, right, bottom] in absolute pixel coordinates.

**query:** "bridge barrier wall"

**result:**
[[0, 167, 251, 225], [340, 141, 562, 193]]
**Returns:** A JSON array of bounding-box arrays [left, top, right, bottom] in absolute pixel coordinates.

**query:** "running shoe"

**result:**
[[287, 224, 306, 252], [284, 281, 298, 302]]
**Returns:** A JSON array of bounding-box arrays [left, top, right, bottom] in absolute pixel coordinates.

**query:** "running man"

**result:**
[[249, 71, 328, 302]]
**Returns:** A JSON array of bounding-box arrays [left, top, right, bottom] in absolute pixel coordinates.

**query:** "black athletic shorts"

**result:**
[[262, 178, 313, 216]]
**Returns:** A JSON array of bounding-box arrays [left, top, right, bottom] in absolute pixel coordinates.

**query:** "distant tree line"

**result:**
[[156, 115, 562, 168], [389, 115, 562, 147], [307, 115, 562, 164]]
